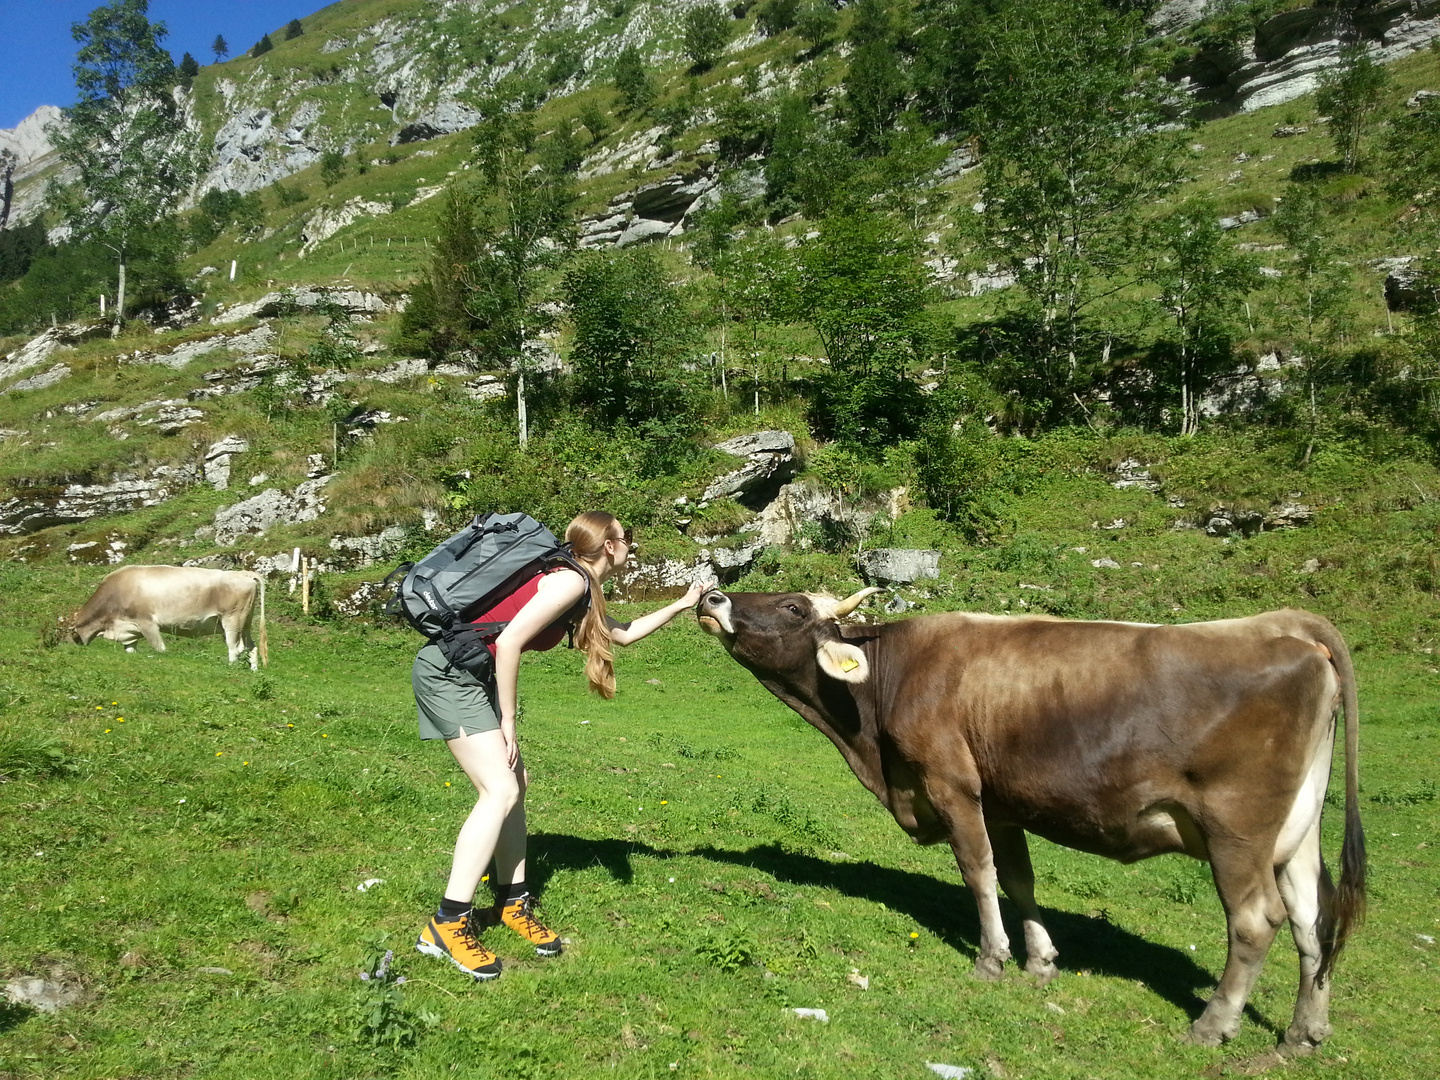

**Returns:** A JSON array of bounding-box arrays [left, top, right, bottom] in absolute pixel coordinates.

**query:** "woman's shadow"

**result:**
[[528, 832, 1265, 1031]]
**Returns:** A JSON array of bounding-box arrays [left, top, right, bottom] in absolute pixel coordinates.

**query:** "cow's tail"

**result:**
[[256, 574, 269, 668], [1311, 617, 1365, 983]]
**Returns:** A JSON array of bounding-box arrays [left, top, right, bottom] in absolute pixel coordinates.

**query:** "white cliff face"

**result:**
[[0, 105, 61, 171]]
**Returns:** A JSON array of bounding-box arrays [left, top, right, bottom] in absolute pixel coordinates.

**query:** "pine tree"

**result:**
[[211, 34, 228, 62], [285, 18, 304, 40], [252, 33, 274, 58], [178, 51, 199, 85], [613, 44, 655, 113]]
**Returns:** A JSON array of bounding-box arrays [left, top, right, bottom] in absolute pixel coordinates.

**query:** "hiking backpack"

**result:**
[[384, 512, 588, 679]]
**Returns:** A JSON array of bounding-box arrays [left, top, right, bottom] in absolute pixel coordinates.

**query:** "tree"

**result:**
[[462, 104, 578, 447], [212, 34, 228, 62], [756, 0, 799, 37], [285, 18, 304, 41], [843, 0, 908, 156], [798, 212, 932, 446], [911, 0, 1006, 132], [578, 99, 610, 143], [967, 0, 1184, 424], [1271, 183, 1354, 463], [795, 0, 839, 49], [613, 44, 655, 113], [1381, 96, 1440, 248], [320, 148, 346, 186], [177, 51, 199, 85], [252, 33, 274, 58], [1141, 201, 1259, 435], [563, 249, 699, 429], [1315, 43, 1389, 172], [682, 3, 731, 72], [48, 0, 202, 336]]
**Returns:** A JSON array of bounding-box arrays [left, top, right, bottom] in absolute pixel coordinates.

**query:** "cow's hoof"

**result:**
[[972, 955, 1005, 981], [1182, 1021, 1227, 1048], [1024, 959, 1058, 986], [1280, 1021, 1330, 1056]]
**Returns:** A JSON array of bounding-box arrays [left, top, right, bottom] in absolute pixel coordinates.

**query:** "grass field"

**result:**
[[1, 563, 1437, 1079]]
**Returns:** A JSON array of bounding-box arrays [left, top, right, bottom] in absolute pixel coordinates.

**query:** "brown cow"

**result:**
[[69, 565, 268, 669], [697, 588, 1364, 1051]]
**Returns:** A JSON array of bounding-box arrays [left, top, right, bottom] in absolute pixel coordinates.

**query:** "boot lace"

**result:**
[[507, 894, 550, 938]]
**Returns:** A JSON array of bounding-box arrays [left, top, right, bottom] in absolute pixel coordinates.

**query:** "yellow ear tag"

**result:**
[[840, 657, 860, 672]]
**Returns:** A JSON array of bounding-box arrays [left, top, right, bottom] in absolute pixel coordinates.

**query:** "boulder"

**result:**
[[1204, 508, 1265, 538], [857, 548, 940, 585], [702, 430, 798, 506], [5, 975, 82, 1014], [8, 364, 71, 392], [212, 475, 333, 546], [393, 100, 483, 145], [204, 436, 250, 490], [1384, 262, 1437, 312], [329, 524, 408, 568]]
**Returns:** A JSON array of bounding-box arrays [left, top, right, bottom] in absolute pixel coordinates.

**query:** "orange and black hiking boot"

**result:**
[[416, 911, 503, 980], [496, 893, 563, 956]]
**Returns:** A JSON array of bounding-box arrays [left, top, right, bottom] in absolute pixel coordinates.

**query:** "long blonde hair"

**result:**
[[565, 511, 619, 699]]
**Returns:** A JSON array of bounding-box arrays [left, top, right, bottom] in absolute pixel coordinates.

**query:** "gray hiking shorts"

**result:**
[[412, 643, 500, 741]]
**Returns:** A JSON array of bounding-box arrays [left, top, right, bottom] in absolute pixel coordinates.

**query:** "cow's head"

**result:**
[[696, 587, 881, 688]]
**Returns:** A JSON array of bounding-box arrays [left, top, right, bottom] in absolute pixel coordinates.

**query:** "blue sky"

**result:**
[[2, 1, 327, 130]]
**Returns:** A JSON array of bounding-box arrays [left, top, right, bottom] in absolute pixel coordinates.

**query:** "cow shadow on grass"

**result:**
[[528, 833, 1274, 1034]]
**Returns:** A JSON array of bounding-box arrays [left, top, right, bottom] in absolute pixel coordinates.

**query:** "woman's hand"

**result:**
[[680, 580, 707, 608], [500, 717, 518, 769]]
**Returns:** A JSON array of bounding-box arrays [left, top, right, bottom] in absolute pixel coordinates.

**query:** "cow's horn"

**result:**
[[831, 587, 882, 619]]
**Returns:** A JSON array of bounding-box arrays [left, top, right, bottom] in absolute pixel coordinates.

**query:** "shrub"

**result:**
[[683, 2, 732, 71], [285, 19, 304, 41], [756, 0, 799, 36], [320, 149, 346, 187]]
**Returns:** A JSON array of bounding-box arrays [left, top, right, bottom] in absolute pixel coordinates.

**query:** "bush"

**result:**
[[683, 3, 732, 71], [320, 149, 346, 187], [756, 0, 799, 36]]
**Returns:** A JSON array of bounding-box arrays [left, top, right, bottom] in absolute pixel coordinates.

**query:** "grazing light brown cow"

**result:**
[[69, 565, 268, 669], [697, 588, 1364, 1052]]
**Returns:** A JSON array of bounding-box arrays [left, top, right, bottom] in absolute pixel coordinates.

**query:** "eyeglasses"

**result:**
[[610, 528, 636, 550]]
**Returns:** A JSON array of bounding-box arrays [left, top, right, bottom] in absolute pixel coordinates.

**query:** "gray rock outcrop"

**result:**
[[856, 548, 940, 585], [4, 974, 82, 1014], [0, 463, 200, 535], [204, 436, 250, 490], [703, 430, 798, 506], [212, 287, 396, 324], [212, 475, 334, 545], [1, 321, 108, 387], [329, 524, 408, 568], [1383, 260, 1436, 312]]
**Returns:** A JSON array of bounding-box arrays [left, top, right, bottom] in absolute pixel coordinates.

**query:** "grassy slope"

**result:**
[[0, 564, 1436, 1078]]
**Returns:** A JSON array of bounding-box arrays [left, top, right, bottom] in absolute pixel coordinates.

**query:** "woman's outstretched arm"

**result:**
[[609, 580, 708, 646]]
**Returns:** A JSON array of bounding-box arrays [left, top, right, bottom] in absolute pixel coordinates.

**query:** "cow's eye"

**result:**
[[785, 603, 802, 617]]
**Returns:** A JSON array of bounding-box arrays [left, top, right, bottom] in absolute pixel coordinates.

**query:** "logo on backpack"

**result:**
[[384, 513, 587, 679]]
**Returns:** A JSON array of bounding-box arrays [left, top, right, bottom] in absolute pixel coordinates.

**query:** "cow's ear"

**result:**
[[817, 640, 869, 683]]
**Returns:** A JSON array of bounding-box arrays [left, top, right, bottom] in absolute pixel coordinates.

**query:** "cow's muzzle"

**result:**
[[696, 590, 734, 636]]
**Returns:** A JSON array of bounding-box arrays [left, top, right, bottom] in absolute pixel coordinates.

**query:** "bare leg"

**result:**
[[1276, 820, 1333, 1053], [1187, 842, 1288, 1046], [989, 824, 1059, 984], [491, 759, 530, 891], [443, 730, 521, 904]]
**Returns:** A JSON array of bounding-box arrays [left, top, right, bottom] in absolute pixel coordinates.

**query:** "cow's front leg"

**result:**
[[137, 620, 166, 653], [989, 824, 1060, 984], [942, 797, 1011, 979]]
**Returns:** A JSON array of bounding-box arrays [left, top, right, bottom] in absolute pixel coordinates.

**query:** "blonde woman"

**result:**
[[414, 511, 705, 980]]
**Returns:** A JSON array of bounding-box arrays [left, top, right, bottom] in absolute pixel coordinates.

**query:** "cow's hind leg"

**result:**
[[1276, 819, 1334, 1054], [1187, 842, 1288, 1046], [137, 620, 166, 653], [989, 824, 1059, 984]]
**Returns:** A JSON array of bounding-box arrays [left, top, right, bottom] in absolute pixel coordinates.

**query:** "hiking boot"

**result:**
[[416, 912, 503, 980], [497, 893, 563, 956]]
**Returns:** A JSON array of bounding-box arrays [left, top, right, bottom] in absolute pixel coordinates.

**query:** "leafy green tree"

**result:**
[[539, 119, 584, 174], [1315, 43, 1389, 172], [843, 0, 908, 156], [562, 249, 699, 430], [798, 212, 932, 445], [398, 186, 483, 359], [463, 105, 577, 446], [578, 99, 610, 143], [252, 33, 274, 58], [682, 3, 731, 71], [212, 34, 228, 62], [613, 44, 655, 113], [48, 0, 202, 335], [795, 0, 839, 49], [0, 220, 47, 283], [1271, 184, 1355, 462], [911, 0, 1005, 132], [1381, 96, 1440, 247], [1141, 200, 1259, 435], [967, 0, 1184, 424], [320, 148, 346, 186], [285, 18, 304, 40], [756, 0, 800, 37], [726, 229, 799, 415]]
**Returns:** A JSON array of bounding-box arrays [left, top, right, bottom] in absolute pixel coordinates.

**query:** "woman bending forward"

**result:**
[[413, 511, 705, 980]]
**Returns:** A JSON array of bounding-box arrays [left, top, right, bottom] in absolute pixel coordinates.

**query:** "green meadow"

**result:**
[[1, 562, 1437, 1080]]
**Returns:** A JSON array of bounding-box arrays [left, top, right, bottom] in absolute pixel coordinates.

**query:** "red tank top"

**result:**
[[468, 569, 579, 657]]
